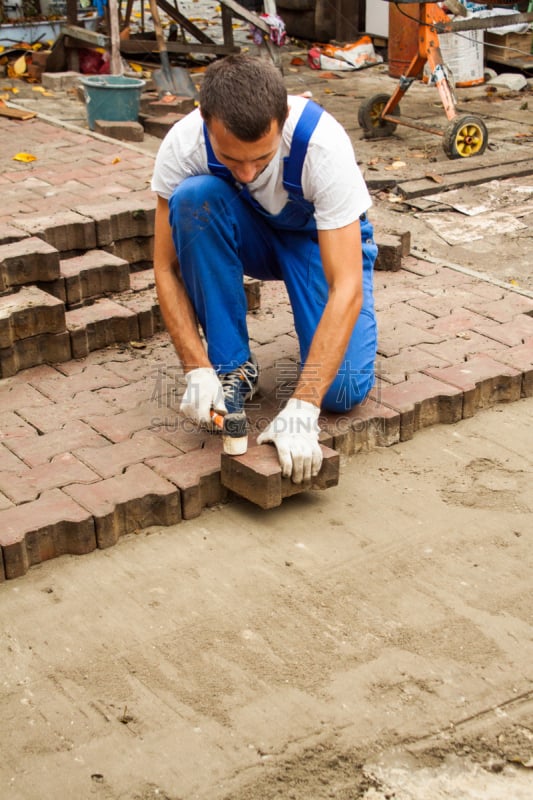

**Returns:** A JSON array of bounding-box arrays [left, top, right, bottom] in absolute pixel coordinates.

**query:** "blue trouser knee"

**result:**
[[168, 175, 378, 411]]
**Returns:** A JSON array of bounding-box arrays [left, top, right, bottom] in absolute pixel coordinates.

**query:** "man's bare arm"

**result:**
[[153, 195, 211, 371], [293, 219, 364, 406]]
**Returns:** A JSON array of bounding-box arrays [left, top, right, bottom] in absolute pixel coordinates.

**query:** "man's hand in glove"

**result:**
[[257, 398, 322, 484], [180, 367, 226, 426]]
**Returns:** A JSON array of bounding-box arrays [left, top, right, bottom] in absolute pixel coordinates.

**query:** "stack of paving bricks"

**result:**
[[0, 195, 164, 376]]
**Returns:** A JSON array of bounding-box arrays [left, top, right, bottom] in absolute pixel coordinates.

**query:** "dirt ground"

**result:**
[[1, 398, 532, 799]]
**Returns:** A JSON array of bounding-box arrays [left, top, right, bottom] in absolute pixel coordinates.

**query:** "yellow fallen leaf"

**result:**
[[391, 160, 406, 168], [32, 85, 46, 92], [13, 54, 27, 75], [10, 87, 19, 94], [112, 157, 121, 164], [128, 62, 143, 72], [42, 91, 55, 97], [13, 152, 37, 163]]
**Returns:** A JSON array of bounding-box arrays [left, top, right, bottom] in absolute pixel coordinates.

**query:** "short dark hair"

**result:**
[[200, 55, 288, 141]]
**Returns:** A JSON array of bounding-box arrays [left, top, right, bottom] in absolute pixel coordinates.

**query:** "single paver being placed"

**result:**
[[1, 77, 532, 579]]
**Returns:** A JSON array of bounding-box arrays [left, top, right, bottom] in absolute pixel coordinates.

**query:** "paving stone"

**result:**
[[424, 355, 523, 418], [0, 492, 13, 510], [374, 233, 405, 271], [144, 95, 195, 116], [0, 223, 28, 247], [18, 391, 116, 433], [130, 268, 155, 292], [105, 236, 154, 267], [5, 420, 108, 468], [0, 443, 30, 473], [474, 314, 533, 347], [141, 114, 185, 139], [34, 363, 127, 402], [37, 277, 67, 304], [374, 284, 430, 312], [220, 444, 340, 510], [321, 397, 401, 455], [424, 309, 501, 337], [60, 250, 131, 306], [377, 302, 437, 329], [244, 277, 262, 311], [377, 322, 444, 358], [0, 331, 72, 378], [0, 488, 96, 579], [0, 286, 66, 348], [42, 71, 82, 90], [67, 299, 140, 358], [94, 120, 144, 142], [374, 373, 464, 441], [0, 410, 37, 440], [64, 463, 181, 549], [148, 443, 225, 519], [86, 402, 180, 443], [13, 210, 97, 253], [248, 310, 295, 345], [115, 290, 164, 340], [401, 256, 439, 277], [75, 430, 180, 479], [416, 331, 508, 364], [0, 381, 51, 413], [487, 337, 533, 398], [377, 346, 451, 385], [95, 377, 157, 410], [468, 292, 533, 322], [0, 452, 99, 504], [0, 236, 60, 290], [75, 197, 155, 246]]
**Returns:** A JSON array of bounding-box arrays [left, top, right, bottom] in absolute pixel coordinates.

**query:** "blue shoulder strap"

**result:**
[[203, 100, 324, 198], [283, 100, 324, 198], [203, 122, 234, 182]]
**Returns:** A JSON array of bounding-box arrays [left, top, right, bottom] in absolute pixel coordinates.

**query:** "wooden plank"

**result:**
[[364, 146, 533, 192], [62, 25, 109, 48], [455, 100, 533, 128], [156, 0, 215, 44], [120, 40, 239, 56], [0, 105, 37, 121], [397, 160, 533, 199]]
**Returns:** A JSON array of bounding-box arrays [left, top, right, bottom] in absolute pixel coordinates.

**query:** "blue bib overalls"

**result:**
[[167, 101, 378, 413]]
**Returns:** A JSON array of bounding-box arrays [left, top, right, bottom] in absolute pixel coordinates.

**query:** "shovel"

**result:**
[[148, 0, 198, 100]]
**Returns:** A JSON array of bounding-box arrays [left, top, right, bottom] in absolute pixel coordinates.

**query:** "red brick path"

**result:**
[[1, 115, 532, 579]]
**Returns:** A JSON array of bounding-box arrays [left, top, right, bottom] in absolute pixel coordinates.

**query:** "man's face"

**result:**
[[207, 117, 283, 185]]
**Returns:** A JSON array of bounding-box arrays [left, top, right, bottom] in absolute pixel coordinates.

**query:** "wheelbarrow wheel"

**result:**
[[358, 93, 400, 139], [443, 115, 488, 159]]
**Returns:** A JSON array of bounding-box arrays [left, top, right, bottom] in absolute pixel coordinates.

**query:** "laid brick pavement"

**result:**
[[1, 107, 532, 580]]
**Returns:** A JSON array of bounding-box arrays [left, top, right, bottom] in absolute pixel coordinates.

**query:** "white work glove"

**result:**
[[180, 367, 227, 426], [257, 398, 322, 484]]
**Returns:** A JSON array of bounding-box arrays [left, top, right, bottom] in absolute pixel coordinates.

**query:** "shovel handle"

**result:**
[[147, 0, 173, 84]]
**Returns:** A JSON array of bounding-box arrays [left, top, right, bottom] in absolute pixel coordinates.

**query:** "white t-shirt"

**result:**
[[151, 95, 371, 230]]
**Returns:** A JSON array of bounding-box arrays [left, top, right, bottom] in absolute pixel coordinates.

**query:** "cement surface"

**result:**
[[1, 398, 532, 799]]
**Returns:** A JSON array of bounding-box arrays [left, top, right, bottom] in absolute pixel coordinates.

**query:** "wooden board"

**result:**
[[397, 159, 533, 199], [0, 105, 36, 121]]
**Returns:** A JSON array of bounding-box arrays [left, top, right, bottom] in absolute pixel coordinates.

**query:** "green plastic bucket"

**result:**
[[80, 75, 146, 130]]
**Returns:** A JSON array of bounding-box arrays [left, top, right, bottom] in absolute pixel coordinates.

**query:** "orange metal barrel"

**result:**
[[388, 2, 421, 78]]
